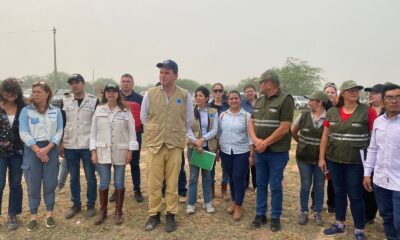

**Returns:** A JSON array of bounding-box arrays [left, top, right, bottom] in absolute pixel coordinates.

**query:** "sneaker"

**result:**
[[298, 212, 308, 225], [270, 218, 281, 232], [46, 217, 55, 228], [314, 213, 324, 226], [109, 191, 116, 202], [134, 191, 144, 203], [203, 202, 215, 214], [354, 230, 366, 240], [26, 220, 38, 232], [323, 223, 346, 236], [250, 215, 267, 229], [327, 207, 335, 214], [165, 213, 176, 233], [179, 195, 187, 203], [64, 205, 82, 219], [86, 206, 96, 218], [7, 215, 19, 231], [144, 213, 160, 231], [186, 204, 196, 214]]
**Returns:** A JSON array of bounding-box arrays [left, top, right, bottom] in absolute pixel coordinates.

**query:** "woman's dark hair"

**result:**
[[212, 83, 224, 91], [101, 89, 127, 111], [227, 90, 241, 100], [194, 86, 210, 119], [336, 94, 360, 108], [31, 81, 53, 113], [0, 77, 25, 108]]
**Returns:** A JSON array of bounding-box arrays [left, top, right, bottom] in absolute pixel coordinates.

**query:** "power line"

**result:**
[[0, 30, 52, 34]]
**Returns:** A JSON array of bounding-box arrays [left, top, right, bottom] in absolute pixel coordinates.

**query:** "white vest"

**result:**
[[62, 93, 97, 149]]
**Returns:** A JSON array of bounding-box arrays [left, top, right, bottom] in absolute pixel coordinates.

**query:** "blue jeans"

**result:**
[[162, 150, 187, 197], [187, 148, 212, 205], [374, 184, 400, 240], [296, 160, 325, 213], [0, 153, 23, 216], [255, 151, 288, 219], [220, 151, 249, 206], [97, 164, 126, 190], [57, 157, 68, 188], [64, 149, 97, 208], [327, 160, 365, 229], [130, 132, 142, 193]]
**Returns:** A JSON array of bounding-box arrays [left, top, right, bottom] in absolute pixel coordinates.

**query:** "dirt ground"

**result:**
[[0, 146, 386, 240]]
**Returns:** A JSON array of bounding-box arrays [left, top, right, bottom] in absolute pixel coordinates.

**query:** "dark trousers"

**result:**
[[373, 184, 400, 240], [311, 179, 335, 209], [0, 153, 23, 216], [130, 132, 142, 193], [246, 165, 256, 189], [327, 160, 365, 229], [364, 173, 378, 221], [220, 151, 250, 206], [162, 151, 187, 197]]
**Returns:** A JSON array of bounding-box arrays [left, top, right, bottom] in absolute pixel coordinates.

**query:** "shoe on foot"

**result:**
[[26, 220, 38, 232], [314, 213, 324, 226], [323, 223, 346, 236], [203, 202, 215, 214], [46, 217, 55, 228], [144, 213, 160, 231], [186, 204, 196, 214], [298, 212, 308, 225], [179, 195, 187, 203], [270, 218, 281, 232], [86, 207, 96, 218], [354, 230, 366, 240], [64, 205, 82, 219], [134, 191, 144, 203], [250, 215, 267, 229], [7, 215, 19, 231], [227, 203, 236, 215], [165, 213, 176, 233]]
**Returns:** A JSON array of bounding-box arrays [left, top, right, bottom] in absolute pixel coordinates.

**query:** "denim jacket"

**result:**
[[0, 105, 24, 156]]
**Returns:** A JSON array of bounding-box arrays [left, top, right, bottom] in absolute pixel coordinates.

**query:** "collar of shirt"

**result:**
[[266, 89, 282, 100], [226, 108, 245, 116], [198, 107, 208, 112], [311, 110, 327, 122], [383, 112, 400, 120]]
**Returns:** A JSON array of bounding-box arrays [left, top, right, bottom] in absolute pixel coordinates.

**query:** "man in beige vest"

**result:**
[[141, 59, 193, 233]]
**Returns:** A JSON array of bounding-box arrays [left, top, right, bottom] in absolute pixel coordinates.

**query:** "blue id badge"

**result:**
[[31, 118, 39, 124]]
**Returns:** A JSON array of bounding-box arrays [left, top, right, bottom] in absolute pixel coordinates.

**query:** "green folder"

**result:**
[[190, 149, 216, 171]]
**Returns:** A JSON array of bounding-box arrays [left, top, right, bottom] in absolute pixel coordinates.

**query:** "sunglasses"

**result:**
[[32, 81, 47, 87], [213, 89, 223, 93]]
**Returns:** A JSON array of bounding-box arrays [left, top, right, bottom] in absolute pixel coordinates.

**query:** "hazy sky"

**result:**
[[1, 0, 399, 88]]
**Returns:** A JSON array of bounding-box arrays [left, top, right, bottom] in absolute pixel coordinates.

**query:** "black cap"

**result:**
[[67, 73, 85, 83], [104, 83, 119, 92], [364, 84, 384, 93], [156, 59, 178, 73]]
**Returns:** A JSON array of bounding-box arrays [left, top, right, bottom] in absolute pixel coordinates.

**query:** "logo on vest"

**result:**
[[254, 109, 259, 112], [176, 98, 183, 105], [269, 108, 278, 113], [352, 123, 362, 127]]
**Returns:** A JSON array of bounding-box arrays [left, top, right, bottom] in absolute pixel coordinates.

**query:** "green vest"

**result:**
[[142, 86, 188, 150], [326, 104, 369, 164], [296, 111, 324, 164], [187, 108, 218, 153], [253, 91, 293, 152]]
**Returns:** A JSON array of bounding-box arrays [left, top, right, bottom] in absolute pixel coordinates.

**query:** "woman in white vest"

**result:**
[[186, 86, 218, 214], [90, 83, 138, 225]]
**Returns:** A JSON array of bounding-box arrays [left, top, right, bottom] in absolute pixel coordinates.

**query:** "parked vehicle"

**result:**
[[293, 95, 309, 110], [51, 89, 71, 108], [23, 88, 32, 99]]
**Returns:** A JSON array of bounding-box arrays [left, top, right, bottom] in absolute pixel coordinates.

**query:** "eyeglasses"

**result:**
[[384, 95, 400, 102], [213, 89, 223, 93]]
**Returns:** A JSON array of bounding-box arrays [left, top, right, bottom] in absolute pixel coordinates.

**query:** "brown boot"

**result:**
[[227, 202, 236, 215], [211, 183, 215, 199], [94, 189, 108, 225], [114, 189, 125, 225], [221, 183, 228, 201], [233, 205, 242, 221]]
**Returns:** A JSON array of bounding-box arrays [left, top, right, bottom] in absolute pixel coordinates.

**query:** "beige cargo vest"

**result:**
[[187, 107, 218, 153], [143, 86, 188, 150], [63, 93, 97, 149]]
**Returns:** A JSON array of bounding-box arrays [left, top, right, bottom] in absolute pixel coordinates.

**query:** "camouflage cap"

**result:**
[[340, 80, 364, 92], [305, 90, 329, 104], [259, 69, 279, 82]]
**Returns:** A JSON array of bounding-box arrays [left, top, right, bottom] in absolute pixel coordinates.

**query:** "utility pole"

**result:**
[[92, 69, 95, 94], [53, 27, 58, 91]]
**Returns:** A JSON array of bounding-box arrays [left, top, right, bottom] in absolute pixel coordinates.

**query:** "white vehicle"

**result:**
[[23, 89, 32, 99], [293, 95, 309, 110]]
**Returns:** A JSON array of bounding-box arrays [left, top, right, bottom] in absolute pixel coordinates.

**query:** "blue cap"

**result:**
[[156, 59, 178, 73]]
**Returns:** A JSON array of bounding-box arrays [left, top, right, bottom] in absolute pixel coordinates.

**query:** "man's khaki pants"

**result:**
[[146, 144, 182, 216]]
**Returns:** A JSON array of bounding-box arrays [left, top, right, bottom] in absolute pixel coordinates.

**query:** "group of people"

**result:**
[[0, 59, 399, 240]]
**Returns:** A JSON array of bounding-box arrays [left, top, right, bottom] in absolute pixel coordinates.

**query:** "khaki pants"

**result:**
[[146, 144, 182, 216]]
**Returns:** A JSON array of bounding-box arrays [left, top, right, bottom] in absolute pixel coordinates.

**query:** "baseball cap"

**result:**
[[259, 69, 279, 82], [104, 83, 119, 92], [340, 80, 364, 92], [364, 84, 384, 93], [67, 73, 85, 83], [305, 90, 329, 104], [156, 59, 178, 73]]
